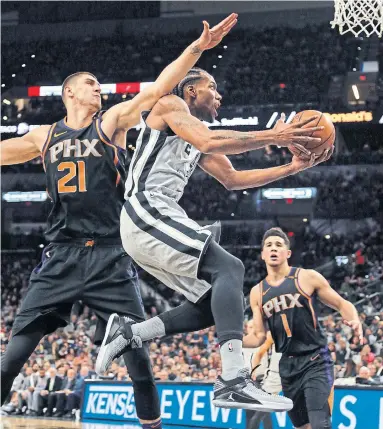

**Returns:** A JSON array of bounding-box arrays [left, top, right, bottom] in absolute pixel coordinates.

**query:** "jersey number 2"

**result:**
[[281, 314, 292, 338], [57, 161, 87, 193]]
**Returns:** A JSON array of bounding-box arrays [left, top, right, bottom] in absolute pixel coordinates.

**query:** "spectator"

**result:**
[[343, 359, 357, 378], [51, 368, 77, 418], [16, 367, 39, 415], [28, 368, 48, 416], [1, 371, 25, 415], [356, 366, 379, 385], [39, 367, 63, 417], [63, 366, 89, 419]]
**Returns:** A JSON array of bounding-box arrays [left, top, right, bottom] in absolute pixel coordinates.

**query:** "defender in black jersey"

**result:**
[[244, 228, 363, 429], [0, 15, 238, 426]]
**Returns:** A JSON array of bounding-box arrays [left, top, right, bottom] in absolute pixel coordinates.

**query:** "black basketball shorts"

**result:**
[[11, 239, 145, 344], [279, 347, 334, 428]]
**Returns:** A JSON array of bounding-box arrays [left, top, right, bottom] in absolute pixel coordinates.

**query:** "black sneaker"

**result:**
[[95, 314, 142, 375], [213, 369, 293, 412]]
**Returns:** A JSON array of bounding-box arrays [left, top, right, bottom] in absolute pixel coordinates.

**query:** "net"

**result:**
[[331, 0, 383, 37]]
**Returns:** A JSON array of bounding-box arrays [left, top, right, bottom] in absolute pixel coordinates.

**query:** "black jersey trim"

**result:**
[[136, 192, 208, 244], [127, 123, 152, 198], [137, 131, 168, 193], [123, 200, 201, 260], [41, 123, 57, 171]]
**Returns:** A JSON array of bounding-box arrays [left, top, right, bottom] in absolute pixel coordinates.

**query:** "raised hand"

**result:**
[[272, 112, 324, 155], [196, 13, 238, 51]]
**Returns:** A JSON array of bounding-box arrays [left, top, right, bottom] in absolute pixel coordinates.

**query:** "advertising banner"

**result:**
[[82, 382, 382, 429]]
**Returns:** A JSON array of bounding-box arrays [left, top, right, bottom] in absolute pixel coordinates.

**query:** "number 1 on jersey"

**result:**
[[281, 314, 292, 338], [58, 161, 87, 193]]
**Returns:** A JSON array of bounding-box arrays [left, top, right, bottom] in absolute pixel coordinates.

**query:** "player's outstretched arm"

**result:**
[[243, 285, 268, 348], [102, 14, 238, 134], [160, 96, 324, 155], [0, 126, 50, 165], [305, 269, 363, 342], [198, 149, 332, 191]]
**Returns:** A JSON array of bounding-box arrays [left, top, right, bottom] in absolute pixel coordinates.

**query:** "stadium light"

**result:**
[[218, 55, 222, 58], [22, 64, 26, 67], [39, 244, 44, 248], [223, 45, 227, 49], [243, 191, 248, 195], [231, 213, 234, 217], [3, 116, 8, 120], [213, 65, 217, 69], [303, 218, 308, 222], [3, 99, 11, 105], [12, 74, 16, 77], [353, 68, 357, 71], [325, 234, 331, 239], [31, 54, 35, 58]]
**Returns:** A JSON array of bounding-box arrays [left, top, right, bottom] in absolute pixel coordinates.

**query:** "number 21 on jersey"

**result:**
[[58, 161, 87, 193]]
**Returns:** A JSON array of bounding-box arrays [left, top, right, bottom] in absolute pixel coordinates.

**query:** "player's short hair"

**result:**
[[262, 227, 290, 249], [172, 67, 208, 99], [61, 72, 97, 101]]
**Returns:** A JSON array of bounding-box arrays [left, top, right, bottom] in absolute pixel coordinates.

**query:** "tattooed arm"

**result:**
[[153, 95, 323, 155], [102, 14, 238, 140]]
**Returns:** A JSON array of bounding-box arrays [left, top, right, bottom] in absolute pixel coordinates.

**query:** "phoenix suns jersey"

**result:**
[[261, 267, 327, 355], [42, 113, 127, 242]]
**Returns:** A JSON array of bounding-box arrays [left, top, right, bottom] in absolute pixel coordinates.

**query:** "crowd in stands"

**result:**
[[180, 168, 383, 220], [224, 25, 355, 106], [1, 305, 382, 418], [2, 23, 375, 125], [2, 29, 222, 88]]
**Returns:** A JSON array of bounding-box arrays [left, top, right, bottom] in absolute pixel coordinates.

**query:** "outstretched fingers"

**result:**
[[291, 115, 319, 128]]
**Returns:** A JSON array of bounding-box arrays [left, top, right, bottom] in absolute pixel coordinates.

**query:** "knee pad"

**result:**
[[230, 255, 245, 278], [217, 252, 245, 279]]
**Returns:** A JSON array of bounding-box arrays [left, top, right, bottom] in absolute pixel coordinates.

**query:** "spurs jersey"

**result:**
[[261, 267, 327, 355], [42, 113, 127, 242], [125, 111, 201, 201]]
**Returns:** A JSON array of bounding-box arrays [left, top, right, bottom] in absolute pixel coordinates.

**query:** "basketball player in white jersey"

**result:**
[[96, 68, 332, 411], [248, 331, 282, 428]]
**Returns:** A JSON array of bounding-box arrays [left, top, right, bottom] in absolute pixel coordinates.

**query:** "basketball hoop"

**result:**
[[331, 0, 383, 37]]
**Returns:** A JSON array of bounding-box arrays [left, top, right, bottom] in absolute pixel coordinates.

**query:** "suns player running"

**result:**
[[0, 16, 237, 428], [243, 228, 363, 428], [96, 67, 331, 411]]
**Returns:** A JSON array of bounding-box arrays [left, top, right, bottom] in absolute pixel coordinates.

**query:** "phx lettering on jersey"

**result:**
[[49, 139, 102, 163], [263, 293, 303, 318]]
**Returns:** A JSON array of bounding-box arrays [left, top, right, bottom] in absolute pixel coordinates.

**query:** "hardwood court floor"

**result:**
[[0, 416, 142, 429]]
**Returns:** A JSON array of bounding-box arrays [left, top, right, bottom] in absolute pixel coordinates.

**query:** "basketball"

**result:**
[[290, 110, 335, 157]]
